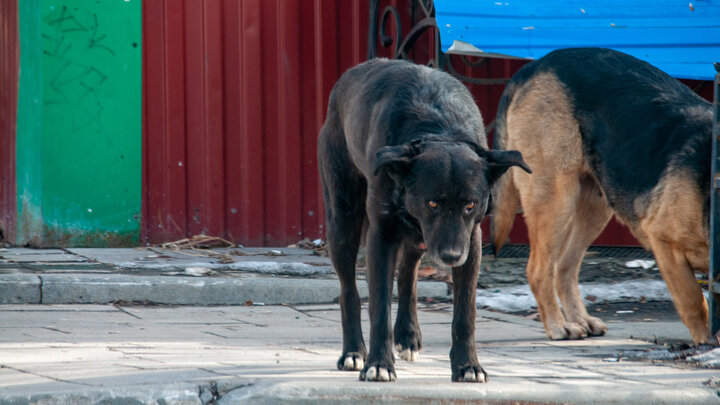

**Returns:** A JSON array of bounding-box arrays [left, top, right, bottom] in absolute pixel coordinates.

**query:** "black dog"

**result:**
[[318, 58, 530, 382]]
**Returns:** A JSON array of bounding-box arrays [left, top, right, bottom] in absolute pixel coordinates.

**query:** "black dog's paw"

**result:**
[[452, 364, 488, 383], [337, 351, 365, 371], [394, 322, 422, 361], [394, 343, 420, 361], [360, 362, 397, 382]]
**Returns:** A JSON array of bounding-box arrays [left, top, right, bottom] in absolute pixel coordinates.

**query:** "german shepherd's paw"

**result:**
[[337, 352, 365, 371], [452, 364, 488, 383], [394, 343, 420, 361], [360, 362, 397, 382], [547, 322, 588, 340], [578, 315, 607, 336]]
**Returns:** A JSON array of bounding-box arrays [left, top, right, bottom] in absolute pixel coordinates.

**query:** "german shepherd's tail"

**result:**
[[489, 82, 520, 256]]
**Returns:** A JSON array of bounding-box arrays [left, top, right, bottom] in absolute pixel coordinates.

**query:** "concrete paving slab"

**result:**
[[0, 303, 118, 312], [0, 248, 66, 256], [0, 253, 86, 263]]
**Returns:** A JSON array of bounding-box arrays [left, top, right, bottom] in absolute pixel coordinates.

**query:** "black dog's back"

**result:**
[[326, 59, 487, 177], [506, 48, 712, 220]]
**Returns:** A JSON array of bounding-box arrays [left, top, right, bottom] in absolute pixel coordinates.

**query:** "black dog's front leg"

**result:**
[[360, 223, 399, 382], [450, 225, 488, 382]]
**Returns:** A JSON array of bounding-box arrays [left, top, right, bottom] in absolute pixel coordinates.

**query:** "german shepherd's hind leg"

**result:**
[[394, 243, 424, 362], [554, 176, 612, 337], [318, 119, 368, 371], [649, 238, 709, 344], [523, 175, 588, 340]]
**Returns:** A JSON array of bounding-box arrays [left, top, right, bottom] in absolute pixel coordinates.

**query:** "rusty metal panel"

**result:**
[[0, 0, 18, 243], [143, 0, 368, 246]]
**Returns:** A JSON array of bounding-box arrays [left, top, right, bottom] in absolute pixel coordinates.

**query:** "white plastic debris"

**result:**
[[625, 259, 656, 269], [184, 267, 214, 277], [313, 239, 324, 246]]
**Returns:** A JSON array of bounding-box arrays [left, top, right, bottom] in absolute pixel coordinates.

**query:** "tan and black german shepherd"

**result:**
[[491, 48, 713, 344]]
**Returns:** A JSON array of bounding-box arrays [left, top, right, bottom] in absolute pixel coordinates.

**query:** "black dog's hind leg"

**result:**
[[450, 224, 488, 382], [360, 221, 399, 381], [318, 120, 367, 371], [394, 243, 423, 361]]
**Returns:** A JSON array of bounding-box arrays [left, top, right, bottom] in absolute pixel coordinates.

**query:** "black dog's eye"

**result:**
[[427, 200, 438, 210], [465, 201, 477, 214]]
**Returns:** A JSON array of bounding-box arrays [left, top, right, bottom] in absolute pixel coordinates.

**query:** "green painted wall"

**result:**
[[16, 0, 141, 246]]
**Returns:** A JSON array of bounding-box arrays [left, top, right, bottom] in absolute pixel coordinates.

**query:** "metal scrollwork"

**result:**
[[367, 0, 509, 86]]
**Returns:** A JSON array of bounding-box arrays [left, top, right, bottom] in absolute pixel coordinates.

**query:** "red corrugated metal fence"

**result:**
[[143, 0, 369, 246], [142, 0, 714, 247], [0, 0, 18, 243]]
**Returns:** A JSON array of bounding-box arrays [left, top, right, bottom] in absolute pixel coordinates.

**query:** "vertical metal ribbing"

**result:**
[[709, 62, 720, 340]]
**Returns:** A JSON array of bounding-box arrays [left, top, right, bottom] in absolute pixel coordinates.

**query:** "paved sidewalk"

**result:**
[[0, 247, 717, 404], [0, 303, 717, 404]]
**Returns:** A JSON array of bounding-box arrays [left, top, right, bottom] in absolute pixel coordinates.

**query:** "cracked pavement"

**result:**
[[0, 303, 718, 404]]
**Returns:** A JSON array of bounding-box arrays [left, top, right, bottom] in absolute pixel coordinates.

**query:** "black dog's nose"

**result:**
[[440, 250, 463, 265]]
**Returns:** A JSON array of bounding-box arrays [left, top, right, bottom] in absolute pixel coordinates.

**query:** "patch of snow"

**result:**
[[689, 347, 720, 368], [115, 261, 334, 276], [476, 280, 673, 312]]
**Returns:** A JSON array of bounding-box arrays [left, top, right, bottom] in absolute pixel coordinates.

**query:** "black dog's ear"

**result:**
[[484, 149, 532, 184], [373, 144, 417, 182]]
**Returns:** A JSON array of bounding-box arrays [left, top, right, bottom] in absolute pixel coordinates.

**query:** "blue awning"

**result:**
[[434, 0, 720, 80]]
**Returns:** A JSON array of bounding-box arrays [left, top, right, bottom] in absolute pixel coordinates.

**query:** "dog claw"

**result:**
[[343, 356, 364, 371], [361, 365, 396, 382], [395, 344, 420, 361], [585, 316, 607, 336], [338, 352, 365, 371], [454, 366, 488, 383], [548, 322, 587, 340]]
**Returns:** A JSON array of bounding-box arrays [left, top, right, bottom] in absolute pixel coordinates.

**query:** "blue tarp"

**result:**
[[434, 0, 720, 80]]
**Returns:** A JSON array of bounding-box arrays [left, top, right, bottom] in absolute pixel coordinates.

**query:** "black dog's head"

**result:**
[[374, 139, 531, 267]]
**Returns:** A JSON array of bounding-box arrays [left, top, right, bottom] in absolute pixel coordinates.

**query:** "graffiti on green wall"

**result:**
[[17, 0, 141, 247]]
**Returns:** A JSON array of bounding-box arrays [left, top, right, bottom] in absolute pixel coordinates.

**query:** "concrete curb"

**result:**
[[1, 371, 716, 405], [0, 274, 41, 304], [221, 380, 720, 405], [0, 274, 450, 305], [0, 383, 205, 405]]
